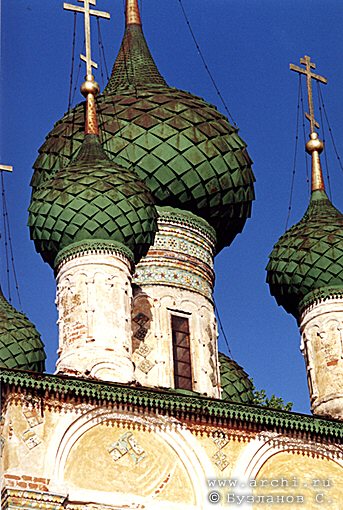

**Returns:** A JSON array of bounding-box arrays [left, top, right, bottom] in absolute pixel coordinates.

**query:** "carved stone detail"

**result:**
[[133, 214, 215, 300], [137, 359, 155, 374], [55, 252, 134, 383], [107, 432, 146, 465], [300, 298, 343, 419], [211, 432, 231, 471], [131, 213, 220, 398]]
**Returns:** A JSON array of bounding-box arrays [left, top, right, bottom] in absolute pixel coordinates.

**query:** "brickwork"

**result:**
[[3, 474, 50, 492]]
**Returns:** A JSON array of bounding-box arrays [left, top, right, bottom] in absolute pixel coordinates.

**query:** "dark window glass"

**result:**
[[171, 315, 192, 390]]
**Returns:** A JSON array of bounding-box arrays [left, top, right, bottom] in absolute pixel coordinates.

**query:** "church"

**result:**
[[1, 1, 342, 508]]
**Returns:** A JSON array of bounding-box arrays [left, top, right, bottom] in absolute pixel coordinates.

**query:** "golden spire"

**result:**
[[290, 55, 328, 192], [126, 0, 142, 26], [63, 0, 110, 134]]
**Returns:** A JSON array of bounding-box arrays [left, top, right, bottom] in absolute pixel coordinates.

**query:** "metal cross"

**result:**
[[64, 0, 110, 76], [0, 165, 13, 173], [290, 55, 327, 133]]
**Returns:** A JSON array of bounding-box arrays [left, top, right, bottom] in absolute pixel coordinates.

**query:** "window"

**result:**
[[171, 315, 192, 390]]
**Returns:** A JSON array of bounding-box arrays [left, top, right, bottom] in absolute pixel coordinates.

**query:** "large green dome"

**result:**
[[31, 23, 255, 252], [29, 135, 157, 267], [0, 288, 46, 372], [267, 190, 343, 317], [219, 352, 254, 403]]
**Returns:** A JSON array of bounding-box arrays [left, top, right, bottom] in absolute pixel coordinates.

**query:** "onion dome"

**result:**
[[267, 133, 343, 317], [219, 352, 254, 403], [0, 287, 46, 372], [29, 133, 157, 267], [31, 0, 255, 252]]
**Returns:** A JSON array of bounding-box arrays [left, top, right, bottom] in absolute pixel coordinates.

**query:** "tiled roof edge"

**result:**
[[1, 369, 342, 438]]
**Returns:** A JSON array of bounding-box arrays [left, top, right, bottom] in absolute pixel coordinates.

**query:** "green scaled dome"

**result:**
[[31, 21, 255, 252], [219, 352, 254, 403], [267, 190, 343, 317], [29, 134, 157, 267], [0, 288, 46, 372]]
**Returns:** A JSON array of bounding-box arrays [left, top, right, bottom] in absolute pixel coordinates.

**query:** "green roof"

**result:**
[[29, 135, 157, 267], [31, 20, 255, 252], [219, 352, 254, 404], [104, 24, 167, 92], [267, 190, 343, 317], [1, 368, 342, 439], [0, 289, 45, 372]]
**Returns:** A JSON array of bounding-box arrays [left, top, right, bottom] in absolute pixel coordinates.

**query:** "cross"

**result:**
[[0, 165, 13, 173], [64, 0, 110, 77], [290, 55, 327, 133]]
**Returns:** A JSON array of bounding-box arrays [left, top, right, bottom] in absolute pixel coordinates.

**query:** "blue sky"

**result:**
[[1, 0, 343, 413]]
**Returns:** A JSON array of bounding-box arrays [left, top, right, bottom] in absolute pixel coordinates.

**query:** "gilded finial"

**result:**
[[63, 0, 110, 134], [290, 55, 327, 192], [305, 133, 325, 192], [126, 0, 142, 26]]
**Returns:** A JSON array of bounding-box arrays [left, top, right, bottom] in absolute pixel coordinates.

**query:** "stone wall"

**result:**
[[1, 391, 342, 510], [300, 297, 343, 420]]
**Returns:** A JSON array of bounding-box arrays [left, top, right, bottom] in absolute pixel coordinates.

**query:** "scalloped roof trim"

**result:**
[[1, 369, 342, 439], [55, 240, 134, 270]]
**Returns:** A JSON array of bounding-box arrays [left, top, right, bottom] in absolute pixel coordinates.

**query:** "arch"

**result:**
[[233, 431, 343, 481], [50, 407, 216, 509]]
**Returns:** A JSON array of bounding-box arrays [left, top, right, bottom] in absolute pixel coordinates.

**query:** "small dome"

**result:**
[[29, 135, 157, 267], [0, 288, 46, 372], [219, 352, 254, 403], [267, 190, 343, 317], [31, 22, 254, 252]]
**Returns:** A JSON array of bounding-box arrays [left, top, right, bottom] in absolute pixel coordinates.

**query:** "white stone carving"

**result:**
[[132, 286, 220, 398], [300, 298, 343, 419], [55, 252, 134, 383]]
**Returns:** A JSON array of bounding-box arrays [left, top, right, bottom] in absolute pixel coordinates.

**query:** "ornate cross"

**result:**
[[64, 0, 110, 76], [290, 55, 327, 133]]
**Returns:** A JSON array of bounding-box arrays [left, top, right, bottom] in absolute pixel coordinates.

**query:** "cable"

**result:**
[[1, 173, 11, 302], [299, 76, 310, 196], [97, 19, 106, 89], [214, 299, 233, 358], [318, 85, 343, 174], [316, 82, 332, 200], [97, 17, 110, 83], [68, 12, 77, 111], [177, 0, 237, 127], [71, 37, 84, 105], [285, 75, 301, 231], [0, 173, 22, 308]]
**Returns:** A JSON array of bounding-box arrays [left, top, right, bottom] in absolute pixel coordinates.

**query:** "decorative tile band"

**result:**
[[1, 487, 67, 510], [134, 264, 212, 300], [133, 210, 215, 298], [156, 206, 217, 245], [152, 230, 213, 267]]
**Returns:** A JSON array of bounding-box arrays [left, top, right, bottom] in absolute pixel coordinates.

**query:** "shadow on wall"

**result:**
[[131, 285, 153, 353]]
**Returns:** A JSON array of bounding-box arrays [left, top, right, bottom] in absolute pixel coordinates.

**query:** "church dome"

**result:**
[[0, 288, 46, 372], [266, 190, 343, 317], [29, 134, 157, 267], [31, 9, 255, 252], [219, 352, 254, 403]]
